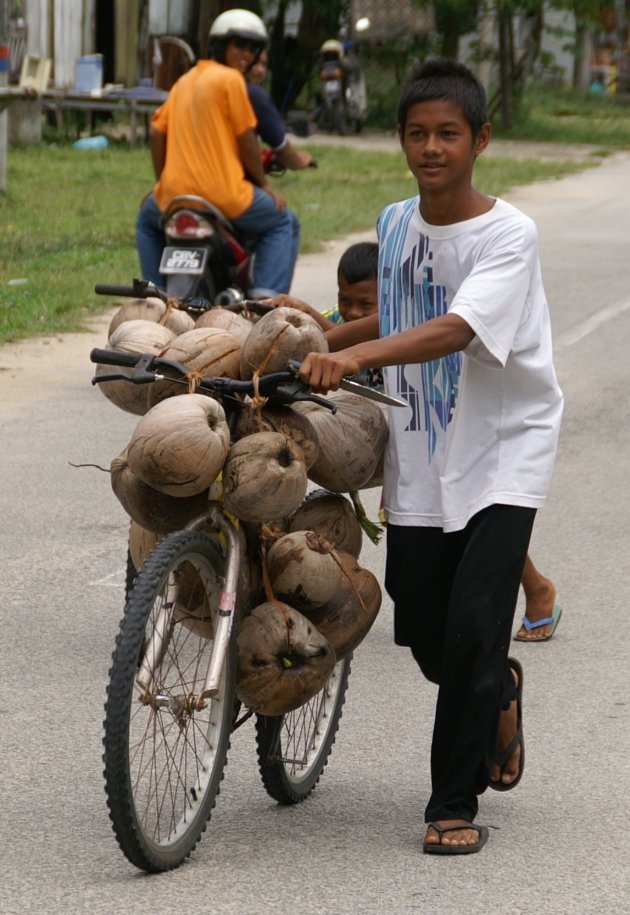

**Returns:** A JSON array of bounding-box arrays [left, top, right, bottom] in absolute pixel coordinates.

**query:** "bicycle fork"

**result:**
[[136, 506, 241, 705]]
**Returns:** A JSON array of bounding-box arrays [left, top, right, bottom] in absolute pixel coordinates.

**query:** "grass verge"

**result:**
[[0, 141, 594, 345]]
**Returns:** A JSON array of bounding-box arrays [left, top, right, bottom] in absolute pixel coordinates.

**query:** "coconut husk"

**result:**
[[127, 393, 230, 497], [237, 601, 336, 715], [112, 450, 211, 533], [108, 297, 194, 337], [94, 319, 176, 415], [222, 431, 307, 523], [266, 530, 343, 611], [147, 326, 242, 406], [127, 520, 160, 570], [195, 306, 254, 346], [288, 489, 362, 557], [234, 404, 320, 470], [294, 390, 388, 492], [239, 306, 328, 380], [302, 550, 381, 659]]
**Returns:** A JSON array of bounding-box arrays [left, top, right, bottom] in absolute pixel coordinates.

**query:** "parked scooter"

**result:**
[[316, 39, 367, 135], [158, 154, 315, 304]]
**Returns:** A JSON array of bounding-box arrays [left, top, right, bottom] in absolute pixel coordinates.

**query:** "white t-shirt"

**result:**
[[377, 195, 564, 533]]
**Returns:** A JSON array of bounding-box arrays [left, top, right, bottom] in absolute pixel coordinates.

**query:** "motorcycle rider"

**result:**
[[317, 38, 365, 133], [136, 9, 300, 297]]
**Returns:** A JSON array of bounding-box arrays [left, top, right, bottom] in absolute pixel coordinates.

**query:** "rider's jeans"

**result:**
[[135, 188, 300, 297]]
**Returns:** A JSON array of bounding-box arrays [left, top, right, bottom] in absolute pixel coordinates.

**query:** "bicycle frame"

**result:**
[[136, 504, 242, 704]]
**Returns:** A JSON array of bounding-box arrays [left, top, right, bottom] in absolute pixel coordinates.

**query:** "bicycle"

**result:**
[[90, 304, 364, 873]]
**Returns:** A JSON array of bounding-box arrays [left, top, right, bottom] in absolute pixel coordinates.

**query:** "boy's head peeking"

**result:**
[[337, 242, 379, 323], [398, 58, 488, 139]]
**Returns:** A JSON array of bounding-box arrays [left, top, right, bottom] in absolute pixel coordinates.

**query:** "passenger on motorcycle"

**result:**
[[246, 49, 314, 173], [136, 9, 300, 298]]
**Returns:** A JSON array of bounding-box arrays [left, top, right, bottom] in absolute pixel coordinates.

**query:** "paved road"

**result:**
[[1, 146, 629, 914]]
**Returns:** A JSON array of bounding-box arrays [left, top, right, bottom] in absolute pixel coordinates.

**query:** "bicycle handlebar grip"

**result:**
[[90, 347, 141, 367], [94, 284, 138, 297]]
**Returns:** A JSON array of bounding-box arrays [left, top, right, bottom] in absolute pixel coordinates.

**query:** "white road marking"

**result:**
[[556, 297, 630, 349], [90, 568, 126, 587]]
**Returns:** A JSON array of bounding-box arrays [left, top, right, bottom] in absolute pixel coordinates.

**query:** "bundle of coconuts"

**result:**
[[96, 298, 386, 715]]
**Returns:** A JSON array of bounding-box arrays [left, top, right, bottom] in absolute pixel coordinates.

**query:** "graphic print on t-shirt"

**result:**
[[381, 216, 461, 461]]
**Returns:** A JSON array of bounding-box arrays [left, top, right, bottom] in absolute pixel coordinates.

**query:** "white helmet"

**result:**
[[210, 9, 268, 45], [320, 39, 343, 57]]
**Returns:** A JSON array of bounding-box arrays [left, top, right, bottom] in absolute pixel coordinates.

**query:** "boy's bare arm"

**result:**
[[326, 314, 380, 351], [264, 294, 336, 331], [301, 314, 474, 392]]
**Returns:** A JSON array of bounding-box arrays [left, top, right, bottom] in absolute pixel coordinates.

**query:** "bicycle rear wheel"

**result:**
[[255, 654, 351, 804], [103, 530, 236, 872]]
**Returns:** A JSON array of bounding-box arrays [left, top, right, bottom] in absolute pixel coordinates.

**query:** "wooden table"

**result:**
[[40, 87, 168, 142]]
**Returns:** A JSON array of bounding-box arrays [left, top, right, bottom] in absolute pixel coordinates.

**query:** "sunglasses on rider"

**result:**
[[231, 37, 263, 53]]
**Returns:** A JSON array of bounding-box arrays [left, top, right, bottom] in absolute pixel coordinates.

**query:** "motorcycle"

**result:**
[[316, 40, 367, 136], [158, 153, 315, 305]]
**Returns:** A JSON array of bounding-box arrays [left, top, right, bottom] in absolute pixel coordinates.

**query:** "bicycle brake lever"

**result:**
[[92, 371, 159, 385], [273, 380, 337, 413]]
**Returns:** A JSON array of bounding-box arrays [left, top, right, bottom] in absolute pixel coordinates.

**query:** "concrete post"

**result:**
[[0, 0, 9, 191]]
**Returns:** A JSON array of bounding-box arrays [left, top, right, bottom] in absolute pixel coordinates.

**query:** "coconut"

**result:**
[[288, 489, 363, 557], [294, 390, 388, 492], [266, 529, 343, 611], [127, 393, 230, 497], [111, 449, 211, 533], [108, 297, 194, 337], [302, 550, 381, 659], [234, 404, 320, 470], [239, 306, 328, 380], [128, 520, 160, 571], [94, 319, 176, 415], [237, 601, 336, 715], [147, 326, 242, 406], [195, 306, 254, 346], [222, 431, 307, 523]]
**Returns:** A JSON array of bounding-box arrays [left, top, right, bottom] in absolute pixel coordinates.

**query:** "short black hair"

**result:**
[[398, 58, 488, 138], [337, 242, 379, 285]]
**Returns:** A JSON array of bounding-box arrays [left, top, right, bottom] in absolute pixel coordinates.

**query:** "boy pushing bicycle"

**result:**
[[299, 59, 563, 854]]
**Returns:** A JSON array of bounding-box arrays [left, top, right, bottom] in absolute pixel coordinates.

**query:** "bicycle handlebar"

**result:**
[[90, 348, 337, 412]]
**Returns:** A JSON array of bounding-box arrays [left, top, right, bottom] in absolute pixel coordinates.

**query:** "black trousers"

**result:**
[[385, 504, 536, 824]]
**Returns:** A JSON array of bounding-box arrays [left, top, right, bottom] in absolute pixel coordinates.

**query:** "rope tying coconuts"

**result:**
[[91, 293, 387, 715]]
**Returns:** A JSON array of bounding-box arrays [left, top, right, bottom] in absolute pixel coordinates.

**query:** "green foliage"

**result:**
[[493, 84, 630, 143]]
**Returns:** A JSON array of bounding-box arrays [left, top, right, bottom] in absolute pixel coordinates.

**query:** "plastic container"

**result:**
[[74, 54, 104, 93], [73, 135, 108, 150]]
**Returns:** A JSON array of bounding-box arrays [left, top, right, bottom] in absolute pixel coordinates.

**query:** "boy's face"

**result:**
[[398, 99, 490, 194], [337, 275, 378, 323]]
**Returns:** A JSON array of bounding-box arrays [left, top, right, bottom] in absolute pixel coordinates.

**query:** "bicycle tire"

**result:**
[[103, 530, 236, 872], [255, 654, 351, 804]]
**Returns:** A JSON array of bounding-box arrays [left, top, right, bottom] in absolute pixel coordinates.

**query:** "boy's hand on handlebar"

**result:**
[[299, 351, 362, 394]]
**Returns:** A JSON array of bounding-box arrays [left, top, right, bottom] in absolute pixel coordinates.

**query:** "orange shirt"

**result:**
[[152, 60, 257, 219]]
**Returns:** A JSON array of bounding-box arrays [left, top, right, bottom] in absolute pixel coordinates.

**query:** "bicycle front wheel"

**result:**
[[103, 530, 236, 872], [255, 654, 351, 804]]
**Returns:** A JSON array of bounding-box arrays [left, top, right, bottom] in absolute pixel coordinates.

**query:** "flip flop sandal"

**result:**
[[423, 821, 489, 855], [514, 600, 563, 642], [489, 657, 524, 792]]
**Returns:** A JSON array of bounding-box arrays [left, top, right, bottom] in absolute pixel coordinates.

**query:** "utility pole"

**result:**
[[0, 0, 9, 191]]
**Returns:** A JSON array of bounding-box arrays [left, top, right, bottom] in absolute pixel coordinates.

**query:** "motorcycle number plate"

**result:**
[[160, 247, 208, 275], [324, 79, 341, 94]]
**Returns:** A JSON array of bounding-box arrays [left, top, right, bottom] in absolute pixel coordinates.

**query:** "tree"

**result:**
[[264, 0, 347, 113]]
